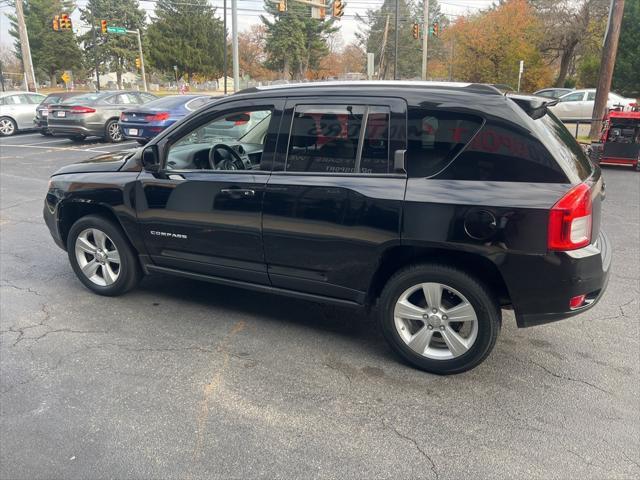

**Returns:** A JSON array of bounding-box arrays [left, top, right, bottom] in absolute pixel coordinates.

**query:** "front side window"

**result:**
[[165, 108, 273, 171], [285, 104, 391, 174]]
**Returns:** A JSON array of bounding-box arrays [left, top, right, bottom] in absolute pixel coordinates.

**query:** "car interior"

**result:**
[[165, 109, 273, 171]]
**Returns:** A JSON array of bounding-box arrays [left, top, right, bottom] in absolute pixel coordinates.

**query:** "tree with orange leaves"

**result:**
[[444, 0, 553, 92]]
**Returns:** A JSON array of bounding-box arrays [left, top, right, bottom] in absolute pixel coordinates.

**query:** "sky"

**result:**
[[0, 0, 497, 54]]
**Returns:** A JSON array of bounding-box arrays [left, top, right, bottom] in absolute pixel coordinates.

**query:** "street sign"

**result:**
[[61, 71, 70, 84], [107, 26, 126, 34]]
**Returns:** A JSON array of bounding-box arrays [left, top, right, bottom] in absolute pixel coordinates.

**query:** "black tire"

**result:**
[[105, 119, 123, 143], [40, 129, 53, 136], [378, 263, 501, 375], [0, 117, 17, 137], [66, 215, 142, 296], [69, 135, 86, 142], [136, 139, 148, 145]]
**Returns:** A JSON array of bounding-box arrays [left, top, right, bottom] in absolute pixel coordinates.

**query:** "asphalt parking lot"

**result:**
[[1, 131, 638, 479]]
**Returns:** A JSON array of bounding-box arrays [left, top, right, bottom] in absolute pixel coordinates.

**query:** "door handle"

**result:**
[[220, 188, 255, 197]]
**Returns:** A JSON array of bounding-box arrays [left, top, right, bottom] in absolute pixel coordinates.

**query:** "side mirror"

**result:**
[[141, 144, 160, 172], [394, 149, 407, 174]]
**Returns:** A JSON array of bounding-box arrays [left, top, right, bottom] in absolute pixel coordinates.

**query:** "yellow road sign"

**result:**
[[61, 72, 71, 83]]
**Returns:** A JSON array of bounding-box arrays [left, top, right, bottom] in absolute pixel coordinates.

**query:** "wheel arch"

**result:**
[[58, 201, 135, 252], [368, 245, 511, 308]]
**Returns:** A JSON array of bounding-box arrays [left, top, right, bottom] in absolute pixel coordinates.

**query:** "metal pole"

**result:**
[[421, 0, 429, 80], [231, 0, 239, 92], [0, 60, 5, 92], [393, 0, 399, 80], [15, 0, 36, 92], [223, 0, 227, 94], [136, 29, 148, 92], [91, 10, 101, 91]]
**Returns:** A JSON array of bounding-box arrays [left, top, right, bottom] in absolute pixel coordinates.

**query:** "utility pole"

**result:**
[[421, 0, 429, 80], [223, 0, 228, 94], [90, 8, 101, 91], [379, 15, 390, 79], [135, 29, 147, 92], [448, 38, 454, 81], [231, 0, 239, 92], [393, 0, 399, 80], [589, 0, 625, 140], [15, 0, 36, 92]]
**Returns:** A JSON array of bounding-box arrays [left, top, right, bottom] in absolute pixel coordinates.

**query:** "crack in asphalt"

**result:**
[[381, 418, 439, 480], [0, 280, 43, 297], [515, 357, 612, 395]]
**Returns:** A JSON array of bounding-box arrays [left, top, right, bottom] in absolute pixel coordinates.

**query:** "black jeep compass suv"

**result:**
[[43, 82, 611, 374]]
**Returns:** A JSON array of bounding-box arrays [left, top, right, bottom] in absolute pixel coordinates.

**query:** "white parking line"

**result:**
[[0, 144, 112, 153], [25, 138, 73, 146]]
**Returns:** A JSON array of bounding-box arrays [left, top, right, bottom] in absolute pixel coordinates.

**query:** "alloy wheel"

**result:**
[[108, 122, 123, 142], [74, 228, 121, 286], [0, 119, 15, 136], [394, 282, 478, 360]]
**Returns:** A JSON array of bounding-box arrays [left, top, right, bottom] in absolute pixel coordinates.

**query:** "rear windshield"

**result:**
[[141, 96, 199, 110], [531, 112, 593, 182], [62, 93, 104, 104], [43, 95, 67, 104]]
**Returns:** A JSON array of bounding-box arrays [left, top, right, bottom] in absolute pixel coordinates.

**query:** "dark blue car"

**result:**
[[119, 94, 213, 144]]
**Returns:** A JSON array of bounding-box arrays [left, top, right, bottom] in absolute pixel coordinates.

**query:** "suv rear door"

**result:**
[[262, 96, 407, 303]]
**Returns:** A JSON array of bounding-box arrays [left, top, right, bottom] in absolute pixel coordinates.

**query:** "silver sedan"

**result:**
[[0, 91, 46, 136]]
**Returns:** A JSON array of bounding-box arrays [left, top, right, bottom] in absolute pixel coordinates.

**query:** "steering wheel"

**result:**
[[208, 143, 245, 170]]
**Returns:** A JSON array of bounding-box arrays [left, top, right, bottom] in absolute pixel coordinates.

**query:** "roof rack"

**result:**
[[238, 80, 503, 96]]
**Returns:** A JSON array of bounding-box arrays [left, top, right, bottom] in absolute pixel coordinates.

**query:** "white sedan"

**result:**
[[548, 89, 636, 121]]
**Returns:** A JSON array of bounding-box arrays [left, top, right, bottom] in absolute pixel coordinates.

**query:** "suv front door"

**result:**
[[262, 97, 407, 302], [136, 98, 283, 284]]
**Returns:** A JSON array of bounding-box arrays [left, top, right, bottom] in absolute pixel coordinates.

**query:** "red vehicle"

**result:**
[[590, 105, 640, 170]]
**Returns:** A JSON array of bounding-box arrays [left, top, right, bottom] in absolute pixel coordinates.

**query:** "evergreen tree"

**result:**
[[261, 1, 338, 80], [8, 0, 83, 86], [80, 0, 146, 89], [146, 0, 224, 82], [612, 0, 640, 97], [355, 0, 444, 80]]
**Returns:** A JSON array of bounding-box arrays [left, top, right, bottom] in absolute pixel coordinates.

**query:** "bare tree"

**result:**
[[531, 0, 609, 86]]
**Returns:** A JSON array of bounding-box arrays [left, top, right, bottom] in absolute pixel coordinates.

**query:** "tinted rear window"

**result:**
[[62, 93, 104, 104], [143, 96, 198, 110]]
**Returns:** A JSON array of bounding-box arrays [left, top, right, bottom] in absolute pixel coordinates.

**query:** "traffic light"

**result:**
[[135, 57, 141, 69], [277, 0, 286, 12], [101, 19, 108, 34], [332, 0, 344, 18], [412, 22, 420, 40], [432, 21, 439, 38], [52, 15, 60, 31], [60, 13, 72, 30]]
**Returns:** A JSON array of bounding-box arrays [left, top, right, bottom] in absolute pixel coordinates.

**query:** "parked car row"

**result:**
[[532, 88, 637, 120], [0, 90, 214, 142]]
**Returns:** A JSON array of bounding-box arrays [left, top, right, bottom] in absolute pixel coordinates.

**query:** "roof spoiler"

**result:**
[[507, 94, 558, 120]]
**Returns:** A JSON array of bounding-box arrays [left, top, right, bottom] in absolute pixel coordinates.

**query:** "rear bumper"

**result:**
[[119, 122, 170, 141], [34, 118, 48, 129], [507, 231, 612, 327]]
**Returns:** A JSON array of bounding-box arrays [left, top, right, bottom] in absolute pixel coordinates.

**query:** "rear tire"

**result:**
[[105, 119, 123, 143], [136, 139, 148, 145], [66, 215, 142, 296], [378, 263, 501, 375], [0, 117, 17, 137]]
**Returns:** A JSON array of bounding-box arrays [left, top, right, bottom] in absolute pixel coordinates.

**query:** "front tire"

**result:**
[[105, 119, 123, 143], [0, 117, 17, 137], [378, 263, 501, 375], [66, 215, 141, 296], [68, 134, 86, 142]]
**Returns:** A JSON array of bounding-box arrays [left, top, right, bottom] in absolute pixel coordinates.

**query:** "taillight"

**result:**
[[548, 183, 592, 251], [70, 106, 96, 114], [145, 112, 170, 122]]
